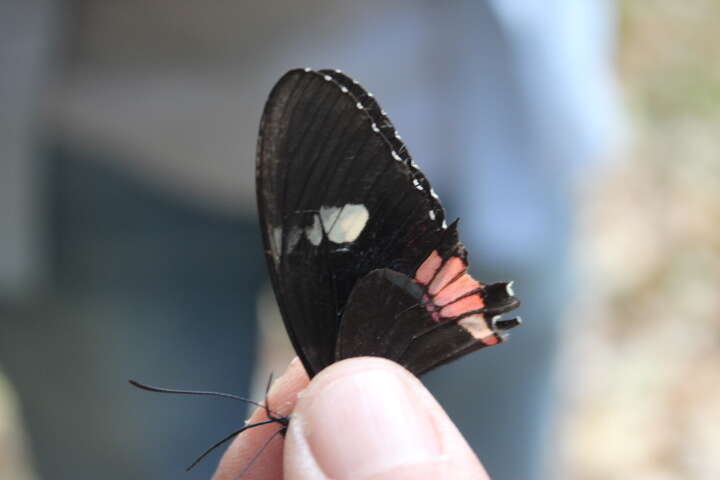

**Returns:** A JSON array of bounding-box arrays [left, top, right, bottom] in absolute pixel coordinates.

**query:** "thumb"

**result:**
[[283, 357, 489, 480]]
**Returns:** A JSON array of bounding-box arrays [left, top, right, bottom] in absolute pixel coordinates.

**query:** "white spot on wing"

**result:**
[[304, 67, 311, 72], [305, 215, 323, 246], [321, 204, 369, 243], [391, 151, 402, 161], [323, 74, 332, 81], [371, 123, 380, 133], [286, 227, 303, 253], [506, 281, 515, 296], [356, 102, 363, 109], [458, 315, 493, 340], [340, 86, 348, 93], [429, 210, 436, 220], [271, 226, 283, 263]]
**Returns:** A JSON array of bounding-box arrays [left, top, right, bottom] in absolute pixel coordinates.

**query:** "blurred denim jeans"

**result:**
[[1, 144, 263, 479]]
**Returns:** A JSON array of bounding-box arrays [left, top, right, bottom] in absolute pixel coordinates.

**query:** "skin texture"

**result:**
[[214, 357, 490, 480]]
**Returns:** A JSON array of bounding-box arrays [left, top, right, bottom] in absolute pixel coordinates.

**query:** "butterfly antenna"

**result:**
[[128, 379, 280, 416], [236, 427, 286, 478], [184, 418, 277, 471]]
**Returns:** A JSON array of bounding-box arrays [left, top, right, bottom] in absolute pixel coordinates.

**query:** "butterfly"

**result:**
[[131, 68, 521, 474], [257, 68, 520, 378]]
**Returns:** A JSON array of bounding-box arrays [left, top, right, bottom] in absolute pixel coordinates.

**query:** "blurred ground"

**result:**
[[559, 2, 720, 479]]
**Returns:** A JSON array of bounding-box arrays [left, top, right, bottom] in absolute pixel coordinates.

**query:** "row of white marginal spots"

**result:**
[[308, 68, 447, 228]]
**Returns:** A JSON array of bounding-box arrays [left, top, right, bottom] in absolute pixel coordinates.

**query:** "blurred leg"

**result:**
[[1, 145, 263, 479]]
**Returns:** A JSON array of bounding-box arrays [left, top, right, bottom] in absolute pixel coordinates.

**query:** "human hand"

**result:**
[[213, 357, 489, 480]]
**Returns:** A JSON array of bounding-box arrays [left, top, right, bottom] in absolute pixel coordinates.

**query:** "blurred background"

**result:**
[[0, 1, 717, 479]]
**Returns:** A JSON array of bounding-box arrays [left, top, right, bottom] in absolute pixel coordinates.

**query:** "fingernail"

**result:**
[[294, 367, 442, 479]]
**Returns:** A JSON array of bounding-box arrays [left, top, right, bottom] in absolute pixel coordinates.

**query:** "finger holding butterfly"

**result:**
[[284, 357, 489, 480], [215, 357, 489, 480], [213, 357, 309, 480]]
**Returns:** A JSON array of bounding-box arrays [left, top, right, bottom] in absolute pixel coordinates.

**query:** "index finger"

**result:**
[[213, 357, 309, 480]]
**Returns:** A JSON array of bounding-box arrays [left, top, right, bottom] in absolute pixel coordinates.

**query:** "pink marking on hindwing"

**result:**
[[414, 250, 487, 323], [428, 257, 466, 295], [433, 273, 481, 306], [439, 295, 484, 318], [415, 250, 442, 284], [413, 250, 508, 346]]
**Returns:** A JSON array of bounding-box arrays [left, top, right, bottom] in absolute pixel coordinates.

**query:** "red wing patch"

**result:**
[[414, 249, 520, 345]]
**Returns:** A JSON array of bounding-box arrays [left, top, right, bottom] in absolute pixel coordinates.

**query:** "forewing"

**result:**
[[256, 69, 449, 376]]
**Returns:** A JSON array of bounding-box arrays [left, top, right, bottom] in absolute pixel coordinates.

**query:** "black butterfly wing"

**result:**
[[257, 68, 520, 378], [257, 69, 451, 376]]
